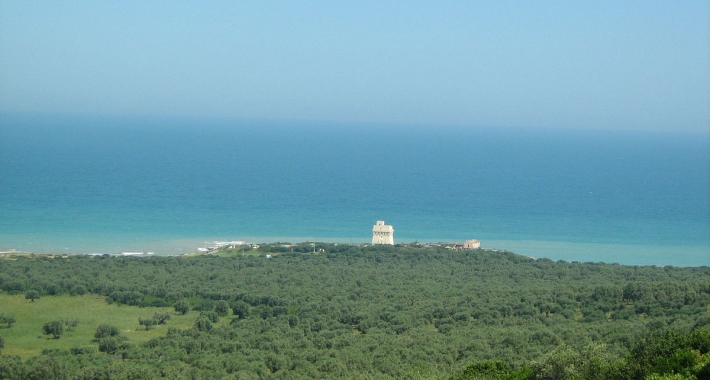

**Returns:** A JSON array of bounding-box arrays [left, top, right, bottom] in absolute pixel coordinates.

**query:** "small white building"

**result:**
[[463, 239, 481, 249], [372, 221, 394, 245]]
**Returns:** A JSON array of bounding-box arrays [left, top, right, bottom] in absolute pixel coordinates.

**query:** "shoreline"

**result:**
[[1, 236, 708, 267]]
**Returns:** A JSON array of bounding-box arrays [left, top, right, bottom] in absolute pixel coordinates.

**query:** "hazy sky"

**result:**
[[1, 1, 708, 131]]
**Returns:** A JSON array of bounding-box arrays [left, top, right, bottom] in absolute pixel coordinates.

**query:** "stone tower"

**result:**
[[372, 220, 394, 245]]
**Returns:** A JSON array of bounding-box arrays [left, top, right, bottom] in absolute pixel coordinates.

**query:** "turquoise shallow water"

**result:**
[[1, 115, 708, 266], [484, 240, 709, 267]]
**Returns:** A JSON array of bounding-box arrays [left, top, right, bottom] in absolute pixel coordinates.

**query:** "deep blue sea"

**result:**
[[1, 114, 708, 266]]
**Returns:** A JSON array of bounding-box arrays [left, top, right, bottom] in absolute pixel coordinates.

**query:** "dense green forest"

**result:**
[[0, 244, 709, 379]]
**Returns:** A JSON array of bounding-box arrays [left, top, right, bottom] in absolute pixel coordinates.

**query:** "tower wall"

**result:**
[[372, 220, 394, 245]]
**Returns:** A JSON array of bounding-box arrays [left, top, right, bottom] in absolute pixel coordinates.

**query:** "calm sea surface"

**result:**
[[1, 115, 708, 266]]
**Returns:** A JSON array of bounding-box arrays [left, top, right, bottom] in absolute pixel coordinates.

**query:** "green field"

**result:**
[[0, 294, 203, 359]]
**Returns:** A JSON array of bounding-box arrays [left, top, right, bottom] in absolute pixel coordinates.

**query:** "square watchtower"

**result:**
[[372, 221, 394, 245]]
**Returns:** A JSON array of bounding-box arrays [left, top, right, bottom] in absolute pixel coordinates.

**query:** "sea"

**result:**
[[1, 114, 708, 267]]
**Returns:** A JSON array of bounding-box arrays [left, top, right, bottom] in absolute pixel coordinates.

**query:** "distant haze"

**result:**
[[1, 1, 709, 132]]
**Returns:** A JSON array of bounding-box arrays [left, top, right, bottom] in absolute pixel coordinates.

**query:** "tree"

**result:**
[[231, 300, 250, 319], [153, 312, 171, 325], [46, 283, 60, 295], [98, 337, 119, 354], [25, 290, 40, 302], [24, 355, 69, 380], [530, 345, 579, 380], [70, 284, 87, 296], [0, 355, 27, 380], [194, 317, 213, 332], [457, 360, 512, 379], [174, 299, 190, 315], [94, 324, 120, 339], [0, 315, 15, 328], [43, 320, 64, 339], [626, 328, 710, 379], [577, 343, 623, 380], [215, 300, 230, 316], [200, 310, 219, 323], [139, 317, 156, 330]]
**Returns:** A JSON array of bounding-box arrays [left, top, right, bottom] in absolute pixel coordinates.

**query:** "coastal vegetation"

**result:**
[[0, 244, 708, 379]]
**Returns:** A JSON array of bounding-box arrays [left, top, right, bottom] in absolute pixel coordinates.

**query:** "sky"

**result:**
[[1, 1, 709, 132]]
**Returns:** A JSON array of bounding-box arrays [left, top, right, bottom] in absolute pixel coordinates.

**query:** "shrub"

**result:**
[[193, 299, 214, 312], [70, 346, 97, 355], [64, 319, 78, 331], [139, 317, 157, 330]]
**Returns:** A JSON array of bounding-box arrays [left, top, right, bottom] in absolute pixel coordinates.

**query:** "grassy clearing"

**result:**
[[0, 294, 208, 359]]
